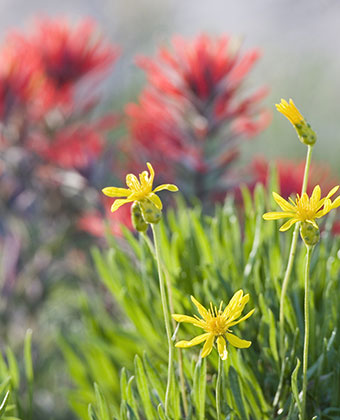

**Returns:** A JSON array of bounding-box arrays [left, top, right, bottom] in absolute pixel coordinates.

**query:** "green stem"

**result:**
[[278, 145, 313, 360], [151, 224, 174, 416], [301, 245, 313, 420], [142, 231, 188, 417], [216, 357, 222, 420], [274, 145, 313, 408]]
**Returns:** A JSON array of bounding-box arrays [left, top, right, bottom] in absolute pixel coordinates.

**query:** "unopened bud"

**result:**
[[295, 122, 316, 146], [140, 199, 162, 224], [131, 202, 149, 233], [300, 221, 320, 247]]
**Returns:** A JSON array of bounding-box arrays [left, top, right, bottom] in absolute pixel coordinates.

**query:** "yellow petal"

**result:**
[[111, 198, 133, 212], [147, 193, 163, 209], [272, 192, 296, 212], [263, 211, 296, 220], [191, 296, 210, 320], [172, 314, 201, 325], [331, 196, 340, 210], [102, 187, 131, 197], [326, 185, 339, 199], [222, 290, 243, 317], [175, 333, 211, 349], [279, 218, 299, 231], [201, 333, 214, 358], [217, 336, 228, 360], [153, 184, 179, 193], [139, 171, 150, 189], [228, 309, 255, 328], [310, 185, 321, 205], [226, 332, 251, 348], [126, 174, 140, 191], [146, 162, 155, 186]]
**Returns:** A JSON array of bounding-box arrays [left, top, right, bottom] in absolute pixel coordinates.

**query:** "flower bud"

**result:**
[[140, 199, 162, 224], [131, 202, 149, 233], [300, 221, 320, 247], [294, 122, 317, 146]]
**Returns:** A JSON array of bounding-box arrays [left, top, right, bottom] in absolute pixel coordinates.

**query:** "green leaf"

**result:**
[[291, 358, 301, 414], [193, 356, 206, 420], [0, 391, 10, 418], [134, 355, 156, 420]]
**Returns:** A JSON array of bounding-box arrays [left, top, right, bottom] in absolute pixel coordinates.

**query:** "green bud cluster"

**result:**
[[300, 221, 320, 247], [131, 202, 149, 233], [294, 122, 317, 146], [131, 199, 162, 232]]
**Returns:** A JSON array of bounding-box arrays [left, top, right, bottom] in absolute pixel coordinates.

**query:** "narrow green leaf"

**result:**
[[134, 355, 156, 420], [291, 358, 301, 414], [24, 329, 33, 383], [0, 391, 10, 418], [5, 349, 19, 390], [193, 356, 206, 420], [228, 367, 249, 420]]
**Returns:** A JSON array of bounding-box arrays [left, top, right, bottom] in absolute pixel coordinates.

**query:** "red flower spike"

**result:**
[[31, 17, 119, 108], [127, 33, 270, 199]]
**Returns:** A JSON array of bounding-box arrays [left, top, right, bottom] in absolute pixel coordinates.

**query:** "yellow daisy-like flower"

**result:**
[[263, 185, 340, 232], [172, 290, 254, 360], [102, 162, 178, 212], [276, 98, 304, 126], [276, 98, 316, 145]]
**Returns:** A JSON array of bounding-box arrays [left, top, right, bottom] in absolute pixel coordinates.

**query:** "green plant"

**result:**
[[62, 184, 340, 419], [0, 330, 34, 420]]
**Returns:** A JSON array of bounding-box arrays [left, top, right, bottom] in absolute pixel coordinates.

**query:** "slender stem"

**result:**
[[279, 145, 313, 360], [142, 231, 188, 417], [301, 245, 313, 420], [151, 224, 174, 416], [301, 145, 313, 195], [274, 145, 313, 408], [216, 357, 222, 420]]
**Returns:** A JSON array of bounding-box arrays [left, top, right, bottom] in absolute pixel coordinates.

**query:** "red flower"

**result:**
[[126, 34, 270, 198], [77, 196, 133, 238], [28, 123, 105, 170], [31, 17, 119, 108], [0, 36, 41, 123], [251, 156, 339, 199]]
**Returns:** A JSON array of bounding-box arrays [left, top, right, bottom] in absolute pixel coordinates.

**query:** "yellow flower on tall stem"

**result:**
[[172, 290, 254, 360], [263, 185, 340, 232], [102, 162, 178, 212]]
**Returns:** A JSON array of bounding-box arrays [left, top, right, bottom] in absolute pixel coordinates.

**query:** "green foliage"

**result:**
[[0, 330, 34, 420], [62, 187, 340, 419]]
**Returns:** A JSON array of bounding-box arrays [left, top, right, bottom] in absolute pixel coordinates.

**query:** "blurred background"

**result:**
[[0, 0, 339, 419], [1, 0, 339, 165]]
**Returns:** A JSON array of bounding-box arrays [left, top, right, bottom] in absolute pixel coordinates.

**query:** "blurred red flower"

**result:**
[[77, 196, 133, 238], [126, 34, 271, 198], [30, 17, 119, 109], [28, 123, 108, 170], [251, 156, 339, 198], [0, 37, 40, 123]]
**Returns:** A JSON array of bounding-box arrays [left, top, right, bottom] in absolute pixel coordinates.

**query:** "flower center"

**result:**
[[206, 314, 227, 336], [296, 200, 317, 221]]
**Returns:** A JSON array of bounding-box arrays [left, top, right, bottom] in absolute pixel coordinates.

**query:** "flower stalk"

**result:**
[[216, 356, 223, 420], [278, 144, 313, 363], [301, 245, 313, 420], [151, 223, 174, 416]]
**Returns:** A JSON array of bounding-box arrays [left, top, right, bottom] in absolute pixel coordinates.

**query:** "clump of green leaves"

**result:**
[[0, 329, 34, 420], [62, 187, 340, 419]]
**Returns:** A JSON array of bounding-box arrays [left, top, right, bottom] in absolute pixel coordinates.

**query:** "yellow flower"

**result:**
[[263, 185, 340, 232], [102, 162, 178, 212], [276, 98, 316, 146], [276, 98, 304, 125], [172, 290, 254, 360]]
